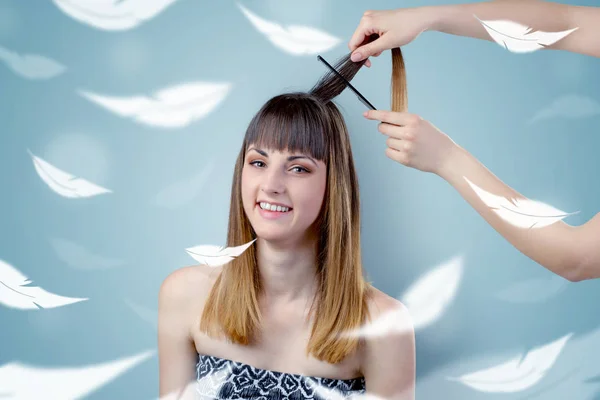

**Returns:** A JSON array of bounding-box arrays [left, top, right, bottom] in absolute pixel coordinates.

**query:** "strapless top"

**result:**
[[195, 353, 366, 399]]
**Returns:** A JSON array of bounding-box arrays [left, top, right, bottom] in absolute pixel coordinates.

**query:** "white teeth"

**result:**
[[259, 202, 290, 212]]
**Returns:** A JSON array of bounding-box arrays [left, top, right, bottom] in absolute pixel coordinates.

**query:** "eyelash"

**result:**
[[249, 160, 310, 173]]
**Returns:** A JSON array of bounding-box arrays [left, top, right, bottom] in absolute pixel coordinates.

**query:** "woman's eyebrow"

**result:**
[[247, 147, 317, 167]]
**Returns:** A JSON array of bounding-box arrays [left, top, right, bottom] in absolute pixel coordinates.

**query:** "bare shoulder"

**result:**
[[159, 264, 222, 312], [366, 285, 412, 322], [360, 285, 415, 359]]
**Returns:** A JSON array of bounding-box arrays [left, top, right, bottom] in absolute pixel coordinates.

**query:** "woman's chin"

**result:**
[[254, 230, 287, 241]]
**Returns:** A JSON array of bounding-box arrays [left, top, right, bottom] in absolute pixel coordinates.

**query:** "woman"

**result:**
[[158, 52, 416, 400], [348, 2, 600, 282]]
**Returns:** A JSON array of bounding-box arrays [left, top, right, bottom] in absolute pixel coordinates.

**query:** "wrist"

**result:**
[[421, 5, 454, 33], [436, 144, 465, 182]]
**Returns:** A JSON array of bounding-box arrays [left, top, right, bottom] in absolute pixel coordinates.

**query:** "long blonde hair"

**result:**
[[200, 47, 407, 364]]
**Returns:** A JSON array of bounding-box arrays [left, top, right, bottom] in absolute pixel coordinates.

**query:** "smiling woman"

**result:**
[[158, 50, 415, 400]]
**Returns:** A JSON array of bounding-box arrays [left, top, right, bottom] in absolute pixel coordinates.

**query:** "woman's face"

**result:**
[[241, 144, 327, 243]]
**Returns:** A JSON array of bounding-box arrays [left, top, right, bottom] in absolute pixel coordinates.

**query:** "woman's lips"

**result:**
[[256, 204, 293, 220]]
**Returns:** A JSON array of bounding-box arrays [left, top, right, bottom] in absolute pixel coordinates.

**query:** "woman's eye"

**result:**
[[292, 166, 309, 173], [250, 160, 265, 168]]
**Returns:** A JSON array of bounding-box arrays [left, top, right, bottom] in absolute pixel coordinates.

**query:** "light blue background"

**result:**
[[1, 0, 599, 399]]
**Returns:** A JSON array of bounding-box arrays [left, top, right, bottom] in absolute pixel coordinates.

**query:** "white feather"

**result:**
[[50, 237, 124, 271], [474, 15, 579, 53], [0, 45, 66, 80], [464, 177, 579, 229], [170, 366, 231, 400], [337, 255, 463, 339], [52, 0, 180, 31], [495, 274, 569, 303], [186, 239, 257, 267], [124, 298, 157, 328], [28, 149, 111, 198], [0, 350, 154, 399], [237, 3, 340, 55], [447, 333, 573, 392], [528, 94, 600, 124], [307, 378, 389, 400], [401, 254, 464, 330], [0, 259, 88, 310], [79, 82, 232, 128], [155, 160, 216, 209]]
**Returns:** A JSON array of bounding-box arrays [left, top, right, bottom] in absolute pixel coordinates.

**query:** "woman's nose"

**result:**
[[260, 168, 286, 193]]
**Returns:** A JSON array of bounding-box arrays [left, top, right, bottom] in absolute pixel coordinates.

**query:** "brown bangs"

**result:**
[[244, 93, 331, 163]]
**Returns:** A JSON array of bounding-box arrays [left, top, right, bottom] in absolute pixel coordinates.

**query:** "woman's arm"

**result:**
[[158, 268, 199, 398], [364, 110, 600, 283], [349, 1, 600, 62], [429, 0, 600, 57], [438, 144, 600, 282]]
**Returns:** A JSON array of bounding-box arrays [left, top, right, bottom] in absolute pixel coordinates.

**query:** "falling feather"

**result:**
[[52, 0, 180, 31], [0, 350, 154, 399], [447, 333, 573, 393], [401, 255, 464, 330], [186, 239, 257, 267], [338, 255, 463, 338], [0, 259, 88, 310], [495, 274, 569, 304], [474, 15, 579, 53], [28, 149, 112, 198], [464, 177, 579, 229], [0, 45, 66, 79], [79, 82, 232, 128], [237, 3, 340, 55], [307, 377, 390, 400]]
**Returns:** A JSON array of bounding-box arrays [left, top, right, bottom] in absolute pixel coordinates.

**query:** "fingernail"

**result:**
[[363, 111, 368, 117], [351, 52, 362, 62]]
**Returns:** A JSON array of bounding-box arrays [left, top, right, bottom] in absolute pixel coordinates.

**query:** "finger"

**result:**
[[365, 58, 372, 68], [385, 147, 410, 166], [377, 122, 412, 140], [351, 39, 387, 62], [348, 16, 372, 52], [385, 137, 411, 153], [364, 110, 417, 126]]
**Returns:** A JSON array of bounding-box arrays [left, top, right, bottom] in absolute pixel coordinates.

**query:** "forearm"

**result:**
[[424, 0, 600, 57], [438, 145, 595, 282]]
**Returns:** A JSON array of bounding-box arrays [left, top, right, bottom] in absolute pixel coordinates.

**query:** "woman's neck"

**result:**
[[256, 236, 320, 306]]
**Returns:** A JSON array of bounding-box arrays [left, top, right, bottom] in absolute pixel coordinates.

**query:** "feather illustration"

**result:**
[[338, 255, 463, 339], [52, 0, 180, 31], [417, 331, 599, 399], [464, 177, 579, 229], [186, 239, 257, 267], [28, 149, 111, 198], [125, 298, 157, 328], [155, 160, 216, 209], [79, 82, 232, 128], [474, 15, 578, 53], [528, 94, 600, 124], [0, 45, 66, 79], [237, 3, 340, 55], [50, 237, 124, 271], [447, 333, 573, 392], [0, 350, 154, 399], [160, 367, 231, 400], [495, 274, 569, 303], [401, 254, 464, 330], [0, 259, 88, 310], [307, 378, 388, 400], [337, 305, 413, 339]]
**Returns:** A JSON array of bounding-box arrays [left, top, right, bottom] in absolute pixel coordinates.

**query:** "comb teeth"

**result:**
[[316, 54, 377, 111]]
